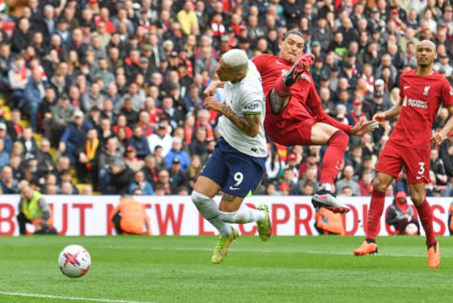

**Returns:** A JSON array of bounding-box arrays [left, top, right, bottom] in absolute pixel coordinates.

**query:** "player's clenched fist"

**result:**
[[203, 81, 225, 98]]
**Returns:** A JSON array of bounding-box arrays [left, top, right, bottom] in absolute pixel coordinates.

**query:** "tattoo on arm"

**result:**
[[220, 104, 260, 137], [269, 90, 290, 115]]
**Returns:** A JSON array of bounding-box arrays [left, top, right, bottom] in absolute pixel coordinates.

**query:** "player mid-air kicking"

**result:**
[[252, 29, 376, 214]]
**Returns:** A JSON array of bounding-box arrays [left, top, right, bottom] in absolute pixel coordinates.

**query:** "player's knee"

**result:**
[[372, 177, 388, 192], [329, 130, 349, 148], [191, 190, 211, 208], [410, 193, 424, 206]]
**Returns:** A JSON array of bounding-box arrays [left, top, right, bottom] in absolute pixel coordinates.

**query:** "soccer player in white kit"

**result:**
[[192, 49, 271, 264]]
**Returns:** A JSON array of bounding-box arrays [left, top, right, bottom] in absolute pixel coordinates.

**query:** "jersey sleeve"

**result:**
[[306, 80, 353, 134], [440, 79, 453, 108], [239, 89, 264, 115]]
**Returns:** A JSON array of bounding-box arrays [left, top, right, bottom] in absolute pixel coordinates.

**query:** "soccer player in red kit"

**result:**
[[353, 40, 453, 268], [252, 30, 374, 214]]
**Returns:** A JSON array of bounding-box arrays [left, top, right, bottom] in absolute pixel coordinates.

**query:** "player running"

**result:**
[[251, 30, 375, 214], [353, 40, 453, 268], [192, 49, 271, 264]]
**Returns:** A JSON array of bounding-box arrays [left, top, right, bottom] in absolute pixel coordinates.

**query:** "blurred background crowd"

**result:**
[[0, 0, 453, 198]]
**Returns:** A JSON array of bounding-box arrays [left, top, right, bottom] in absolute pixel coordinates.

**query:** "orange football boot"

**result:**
[[427, 241, 441, 268], [353, 241, 378, 256]]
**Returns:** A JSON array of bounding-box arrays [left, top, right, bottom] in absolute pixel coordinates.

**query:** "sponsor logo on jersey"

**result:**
[[243, 103, 260, 110], [404, 85, 411, 90], [423, 86, 431, 96], [276, 60, 284, 65], [402, 96, 428, 109]]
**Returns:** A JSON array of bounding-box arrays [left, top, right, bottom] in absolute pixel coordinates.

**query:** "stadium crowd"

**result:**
[[0, 0, 453, 198]]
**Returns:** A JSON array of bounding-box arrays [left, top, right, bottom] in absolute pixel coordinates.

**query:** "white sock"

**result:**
[[320, 183, 332, 192], [191, 191, 232, 237], [219, 203, 265, 224]]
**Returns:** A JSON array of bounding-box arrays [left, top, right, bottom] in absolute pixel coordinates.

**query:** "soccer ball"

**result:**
[[58, 245, 91, 278], [405, 223, 418, 236]]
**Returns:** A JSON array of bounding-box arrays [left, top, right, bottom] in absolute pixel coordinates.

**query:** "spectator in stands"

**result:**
[[50, 94, 75, 147], [430, 149, 448, 186], [83, 82, 105, 113], [98, 136, 123, 192], [124, 145, 144, 172], [0, 43, 12, 90], [0, 165, 18, 194], [165, 137, 190, 172], [24, 69, 47, 133], [0, 122, 13, 153], [168, 157, 188, 194], [104, 158, 134, 195], [189, 127, 208, 162], [101, 99, 116, 125], [118, 98, 139, 127], [128, 125, 151, 160], [148, 120, 172, 157], [0, 137, 9, 170], [129, 170, 154, 195], [17, 127, 38, 160], [113, 114, 132, 139], [76, 128, 100, 188], [156, 168, 172, 195], [5, 109, 21, 143], [8, 55, 30, 109], [35, 138, 56, 179], [336, 165, 360, 196], [58, 109, 93, 164], [359, 171, 374, 196]]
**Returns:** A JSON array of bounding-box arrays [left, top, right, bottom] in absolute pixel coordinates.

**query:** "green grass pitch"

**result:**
[[0, 236, 451, 303]]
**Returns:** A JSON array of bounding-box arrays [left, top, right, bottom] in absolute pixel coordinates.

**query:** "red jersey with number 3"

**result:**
[[389, 70, 453, 150]]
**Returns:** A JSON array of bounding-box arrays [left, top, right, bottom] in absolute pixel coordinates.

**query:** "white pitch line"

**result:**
[[97, 245, 453, 258], [0, 292, 155, 303]]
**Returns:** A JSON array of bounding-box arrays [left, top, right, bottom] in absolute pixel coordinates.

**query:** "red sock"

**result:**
[[274, 75, 291, 97], [416, 199, 436, 246], [320, 131, 349, 184], [366, 190, 386, 241]]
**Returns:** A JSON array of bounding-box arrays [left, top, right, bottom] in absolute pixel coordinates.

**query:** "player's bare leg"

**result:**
[[354, 172, 394, 256], [409, 183, 440, 268], [310, 123, 350, 214]]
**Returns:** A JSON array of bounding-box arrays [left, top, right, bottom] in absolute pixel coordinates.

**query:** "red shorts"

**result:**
[[376, 141, 430, 184], [264, 117, 316, 146]]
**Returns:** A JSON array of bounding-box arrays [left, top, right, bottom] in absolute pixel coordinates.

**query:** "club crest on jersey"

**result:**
[[423, 86, 431, 96]]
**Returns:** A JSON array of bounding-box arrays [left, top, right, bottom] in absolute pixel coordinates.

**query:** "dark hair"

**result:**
[[282, 29, 305, 42]]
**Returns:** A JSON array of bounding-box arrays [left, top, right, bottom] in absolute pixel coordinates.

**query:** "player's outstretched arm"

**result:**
[[432, 105, 453, 144], [373, 97, 403, 122], [204, 96, 260, 137]]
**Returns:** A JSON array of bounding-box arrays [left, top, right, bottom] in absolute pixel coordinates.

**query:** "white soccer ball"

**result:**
[[58, 245, 91, 278], [405, 223, 418, 236]]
